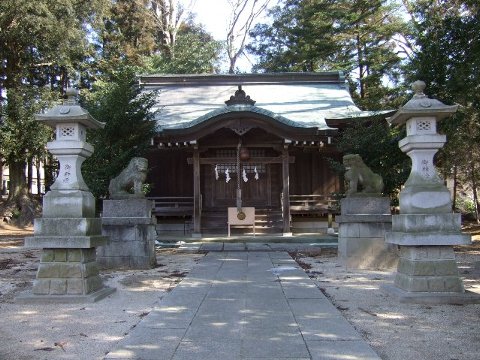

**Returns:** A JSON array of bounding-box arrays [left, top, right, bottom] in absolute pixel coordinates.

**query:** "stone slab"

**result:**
[[307, 340, 381, 360], [223, 242, 246, 251], [25, 235, 109, 249], [339, 222, 391, 238], [34, 218, 102, 236], [336, 214, 391, 223], [105, 251, 380, 359], [340, 197, 390, 215], [16, 286, 115, 304], [42, 189, 96, 218], [381, 284, 480, 305], [385, 232, 471, 246], [102, 217, 153, 226], [338, 237, 398, 270], [391, 213, 462, 232], [298, 317, 363, 341], [103, 198, 153, 218]]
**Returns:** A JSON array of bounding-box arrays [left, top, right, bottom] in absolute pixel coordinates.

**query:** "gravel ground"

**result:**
[[0, 238, 204, 360], [295, 248, 480, 360], [1, 227, 479, 360]]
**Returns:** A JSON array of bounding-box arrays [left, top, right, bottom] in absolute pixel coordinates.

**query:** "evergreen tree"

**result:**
[[143, 21, 223, 74], [248, 0, 407, 110], [332, 119, 410, 202], [404, 0, 480, 216], [81, 66, 158, 199], [0, 0, 106, 210]]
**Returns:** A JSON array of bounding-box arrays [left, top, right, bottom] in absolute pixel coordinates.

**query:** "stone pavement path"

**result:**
[[105, 252, 380, 360]]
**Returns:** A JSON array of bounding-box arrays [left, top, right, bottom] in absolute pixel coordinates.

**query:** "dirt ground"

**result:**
[[0, 223, 479, 359]]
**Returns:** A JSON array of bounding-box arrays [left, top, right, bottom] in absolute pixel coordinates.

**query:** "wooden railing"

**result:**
[[289, 194, 339, 216], [149, 196, 194, 217]]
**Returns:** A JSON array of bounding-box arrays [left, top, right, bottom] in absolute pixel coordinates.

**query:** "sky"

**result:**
[[190, 0, 274, 72], [192, 0, 232, 41]]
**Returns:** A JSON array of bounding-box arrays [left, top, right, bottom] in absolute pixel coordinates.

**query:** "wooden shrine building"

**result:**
[[140, 72, 386, 236]]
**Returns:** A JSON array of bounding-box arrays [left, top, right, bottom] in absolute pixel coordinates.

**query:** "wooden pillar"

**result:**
[[192, 145, 202, 237], [282, 142, 292, 236]]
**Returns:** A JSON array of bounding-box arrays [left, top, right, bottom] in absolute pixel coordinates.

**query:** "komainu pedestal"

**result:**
[[337, 197, 397, 270], [98, 199, 157, 269]]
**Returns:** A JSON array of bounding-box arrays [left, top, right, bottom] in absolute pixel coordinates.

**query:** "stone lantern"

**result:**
[[384, 81, 479, 304], [20, 89, 115, 302]]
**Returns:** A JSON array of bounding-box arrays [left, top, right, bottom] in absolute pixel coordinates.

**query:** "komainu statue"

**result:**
[[343, 154, 384, 196], [108, 157, 148, 199]]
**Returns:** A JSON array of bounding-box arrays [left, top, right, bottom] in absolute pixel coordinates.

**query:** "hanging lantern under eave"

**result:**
[[239, 147, 250, 161]]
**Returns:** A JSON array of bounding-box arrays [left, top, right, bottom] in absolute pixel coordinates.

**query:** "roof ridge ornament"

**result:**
[[225, 85, 256, 106]]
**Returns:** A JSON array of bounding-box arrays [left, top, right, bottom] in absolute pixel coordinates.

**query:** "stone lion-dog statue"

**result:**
[[108, 157, 148, 199], [343, 154, 384, 196]]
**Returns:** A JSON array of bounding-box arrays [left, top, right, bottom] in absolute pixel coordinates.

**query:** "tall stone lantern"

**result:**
[[19, 89, 115, 303], [384, 81, 479, 304]]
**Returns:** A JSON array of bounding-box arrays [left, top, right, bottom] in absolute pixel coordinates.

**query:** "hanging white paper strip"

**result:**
[[254, 166, 259, 180], [214, 165, 219, 180], [225, 168, 231, 183], [242, 168, 248, 182]]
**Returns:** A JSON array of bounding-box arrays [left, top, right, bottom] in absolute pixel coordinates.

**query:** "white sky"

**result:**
[[191, 0, 274, 72], [192, 0, 232, 41]]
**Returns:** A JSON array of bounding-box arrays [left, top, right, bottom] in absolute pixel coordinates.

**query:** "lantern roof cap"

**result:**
[[35, 88, 105, 129], [388, 81, 458, 125]]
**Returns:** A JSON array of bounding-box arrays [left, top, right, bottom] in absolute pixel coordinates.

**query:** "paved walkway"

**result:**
[[105, 252, 380, 360]]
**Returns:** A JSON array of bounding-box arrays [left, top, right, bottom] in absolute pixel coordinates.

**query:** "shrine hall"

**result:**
[[139, 72, 390, 237]]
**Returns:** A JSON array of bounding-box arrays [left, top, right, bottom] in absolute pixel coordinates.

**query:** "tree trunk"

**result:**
[[27, 158, 33, 195], [469, 161, 480, 223], [7, 160, 28, 202], [0, 158, 4, 194], [356, 30, 365, 99], [36, 158, 42, 195], [452, 164, 457, 212]]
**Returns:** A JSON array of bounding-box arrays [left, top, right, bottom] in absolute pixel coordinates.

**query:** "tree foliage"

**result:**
[[248, 0, 407, 110], [143, 21, 223, 74], [0, 0, 107, 200], [404, 0, 480, 216], [333, 119, 410, 202], [81, 66, 158, 198]]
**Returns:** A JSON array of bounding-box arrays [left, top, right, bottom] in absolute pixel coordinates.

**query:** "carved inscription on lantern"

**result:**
[[63, 164, 72, 183], [421, 159, 430, 179]]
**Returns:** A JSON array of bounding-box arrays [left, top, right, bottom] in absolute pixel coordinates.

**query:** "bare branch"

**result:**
[[225, 0, 271, 73]]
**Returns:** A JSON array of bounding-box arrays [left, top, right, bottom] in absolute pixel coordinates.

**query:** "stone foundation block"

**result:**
[[338, 237, 398, 270], [99, 198, 157, 270], [340, 197, 390, 215], [392, 213, 462, 233], [37, 263, 80, 278], [386, 232, 470, 246], [67, 279, 84, 295], [50, 279, 67, 295], [32, 279, 50, 295], [34, 218, 102, 236], [337, 197, 395, 270], [103, 199, 153, 218], [393, 245, 465, 293], [25, 235, 109, 249], [42, 190, 96, 218]]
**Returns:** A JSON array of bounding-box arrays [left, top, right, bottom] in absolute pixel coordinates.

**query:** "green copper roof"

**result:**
[[138, 72, 384, 131]]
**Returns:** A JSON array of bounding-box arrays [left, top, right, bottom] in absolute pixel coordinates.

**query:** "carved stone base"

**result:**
[[98, 199, 157, 269], [336, 197, 397, 270], [16, 248, 115, 303]]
